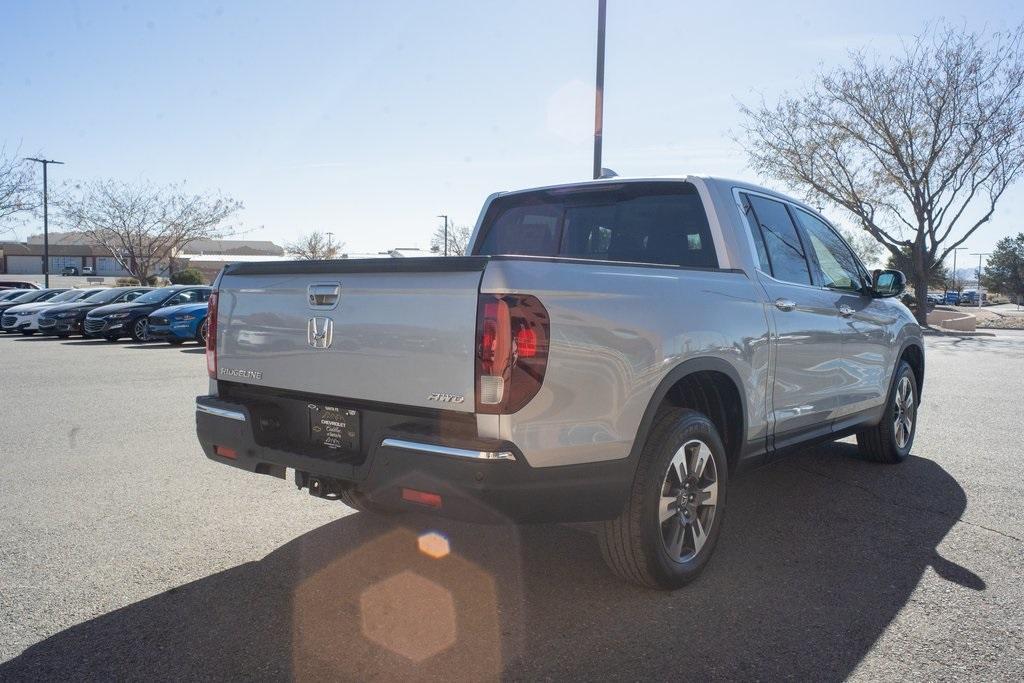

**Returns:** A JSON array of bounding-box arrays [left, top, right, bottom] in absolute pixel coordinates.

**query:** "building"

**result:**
[[0, 241, 132, 276]]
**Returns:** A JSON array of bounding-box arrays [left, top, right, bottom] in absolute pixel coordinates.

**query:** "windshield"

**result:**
[[84, 288, 130, 304], [475, 182, 719, 269], [48, 289, 93, 303], [133, 287, 176, 304], [0, 290, 26, 301], [10, 290, 51, 304]]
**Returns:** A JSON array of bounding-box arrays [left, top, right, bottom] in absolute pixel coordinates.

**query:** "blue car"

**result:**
[[147, 302, 210, 345], [943, 291, 961, 305]]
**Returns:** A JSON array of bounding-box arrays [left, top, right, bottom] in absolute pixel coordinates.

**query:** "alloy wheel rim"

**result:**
[[135, 318, 148, 341], [660, 438, 718, 563], [893, 376, 915, 449], [198, 319, 208, 345]]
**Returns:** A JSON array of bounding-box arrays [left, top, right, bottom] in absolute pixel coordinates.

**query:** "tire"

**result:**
[[20, 330, 35, 336], [195, 318, 208, 346], [598, 408, 729, 589], [130, 317, 149, 342], [857, 360, 918, 463]]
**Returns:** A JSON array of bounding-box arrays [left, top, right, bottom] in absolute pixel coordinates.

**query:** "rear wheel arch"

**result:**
[[900, 341, 925, 398], [629, 357, 748, 475]]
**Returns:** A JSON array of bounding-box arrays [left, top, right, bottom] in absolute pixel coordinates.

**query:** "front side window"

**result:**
[[475, 182, 719, 269], [743, 194, 812, 285], [793, 209, 864, 292]]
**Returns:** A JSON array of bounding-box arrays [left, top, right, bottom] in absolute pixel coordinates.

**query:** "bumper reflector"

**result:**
[[401, 488, 442, 509], [214, 445, 238, 460]]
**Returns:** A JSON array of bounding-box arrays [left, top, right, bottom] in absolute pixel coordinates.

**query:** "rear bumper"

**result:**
[[195, 394, 633, 523]]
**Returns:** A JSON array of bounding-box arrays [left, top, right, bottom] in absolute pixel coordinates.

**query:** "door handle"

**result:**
[[839, 305, 854, 317], [774, 298, 796, 312]]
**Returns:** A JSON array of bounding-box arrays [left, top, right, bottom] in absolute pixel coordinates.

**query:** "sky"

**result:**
[[2, 0, 1023, 262]]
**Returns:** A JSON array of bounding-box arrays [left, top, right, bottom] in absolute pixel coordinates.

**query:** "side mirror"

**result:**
[[872, 269, 906, 298]]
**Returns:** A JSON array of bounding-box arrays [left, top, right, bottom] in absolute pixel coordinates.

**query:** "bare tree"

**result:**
[[57, 179, 242, 283], [837, 226, 884, 267], [739, 24, 1024, 324], [286, 231, 341, 260], [430, 223, 472, 256], [0, 146, 36, 234]]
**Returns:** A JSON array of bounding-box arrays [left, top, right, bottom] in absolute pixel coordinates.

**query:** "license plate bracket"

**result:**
[[307, 403, 360, 453]]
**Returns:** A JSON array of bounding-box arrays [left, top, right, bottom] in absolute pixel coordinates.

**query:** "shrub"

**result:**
[[170, 268, 205, 285], [115, 277, 140, 287]]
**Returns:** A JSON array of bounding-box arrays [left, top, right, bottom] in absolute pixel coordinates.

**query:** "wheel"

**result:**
[[598, 408, 728, 589], [130, 317, 149, 342], [339, 488, 392, 515], [195, 318, 208, 346], [857, 360, 918, 463]]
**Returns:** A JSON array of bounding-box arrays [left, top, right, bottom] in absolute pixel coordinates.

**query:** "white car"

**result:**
[[1, 289, 104, 335]]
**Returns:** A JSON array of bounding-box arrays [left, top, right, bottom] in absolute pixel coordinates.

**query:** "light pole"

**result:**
[[437, 214, 449, 256], [950, 246, 968, 297], [25, 157, 64, 288], [971, 252, 990, 308], [592, 0, 607, 180]]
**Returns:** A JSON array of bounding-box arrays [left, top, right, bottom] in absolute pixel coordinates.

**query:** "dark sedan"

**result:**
[[38, 287, 153, 338], [84, 285, 211, 341]]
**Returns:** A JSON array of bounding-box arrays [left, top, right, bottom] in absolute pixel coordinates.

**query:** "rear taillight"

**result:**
[[206, 290, 219, 379], [475, 294, 549, 414]]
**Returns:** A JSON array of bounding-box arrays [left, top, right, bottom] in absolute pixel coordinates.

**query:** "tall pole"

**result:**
[[951, 246, 968, 296], [437, 214, 449, 256], [26, 157, 64, 288], [592, 0, 607, 180], [971, 252, 990, 308]]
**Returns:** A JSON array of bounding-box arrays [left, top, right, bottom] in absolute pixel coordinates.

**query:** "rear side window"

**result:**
[[475, 182, 718, 268], [742, 194, 812, 285]]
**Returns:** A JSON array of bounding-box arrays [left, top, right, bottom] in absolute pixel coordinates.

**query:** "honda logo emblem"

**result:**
[[307, 317, 333, 349]]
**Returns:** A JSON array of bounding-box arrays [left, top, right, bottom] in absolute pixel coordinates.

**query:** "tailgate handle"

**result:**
[[308, 283, 341, 308]]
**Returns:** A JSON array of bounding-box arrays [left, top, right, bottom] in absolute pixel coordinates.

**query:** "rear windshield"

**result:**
[[474, 182, 718, 268]]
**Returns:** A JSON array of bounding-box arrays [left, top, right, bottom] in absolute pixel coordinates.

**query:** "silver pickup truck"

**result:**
[[196, 176, 924, 589]]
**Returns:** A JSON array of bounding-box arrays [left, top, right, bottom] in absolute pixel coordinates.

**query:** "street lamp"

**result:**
[[592, 0, 607, 180], [971, 252, 990, 308], [25, 157, 64, 288], [437, 214, 449, 256], [950, 246, 968, 296]]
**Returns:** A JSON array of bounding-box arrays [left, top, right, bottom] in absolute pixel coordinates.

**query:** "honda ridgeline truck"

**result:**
[[196, 176, 924, 589]]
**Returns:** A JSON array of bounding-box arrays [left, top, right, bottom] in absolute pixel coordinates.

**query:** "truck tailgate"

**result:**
[[215, 259, 486, 413]]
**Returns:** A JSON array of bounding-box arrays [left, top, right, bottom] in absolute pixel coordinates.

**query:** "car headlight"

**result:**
[[106, 312, 132, 319], [173, 314, 197, 323], [17, 311, 34, 316]]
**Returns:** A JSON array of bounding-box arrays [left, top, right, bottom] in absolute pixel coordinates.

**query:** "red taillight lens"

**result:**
[[401, 487, 443, 509], [475, 294, 549, 414], [206, 290, 219, 379]]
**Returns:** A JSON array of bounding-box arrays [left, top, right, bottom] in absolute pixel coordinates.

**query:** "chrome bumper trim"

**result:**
[[196, 402, 247, 422], [380, 438, 515, 461]]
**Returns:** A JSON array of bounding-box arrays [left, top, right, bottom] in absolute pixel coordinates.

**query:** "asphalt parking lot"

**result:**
[[1, 331, 1022, 681]]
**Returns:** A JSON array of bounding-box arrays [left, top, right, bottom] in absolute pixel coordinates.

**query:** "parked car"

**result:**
[[0, 290, 29, 302], [959, 290, 986, 306], [1, 288, 104, 335], [85, 285, 211, 342], [196, 175, 925, 590], [943, 291, 961, 305], [0, 289, 68, 331], [926, 293, 943, 306], [0, 280, 41, 290], [38, 287, 152, 338], [61, 266, 80, 276], [82, 266, 95, 276], [147, 301, 210, 345]]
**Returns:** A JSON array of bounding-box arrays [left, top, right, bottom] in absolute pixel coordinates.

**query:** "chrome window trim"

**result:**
[[380, 437, 515, 461], [196, 402, 247, 422]]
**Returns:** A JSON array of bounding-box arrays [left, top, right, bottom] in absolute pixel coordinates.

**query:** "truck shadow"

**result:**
[[1, 444, 980, 681]]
